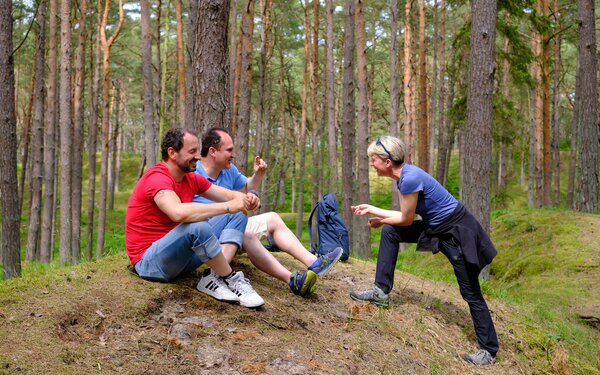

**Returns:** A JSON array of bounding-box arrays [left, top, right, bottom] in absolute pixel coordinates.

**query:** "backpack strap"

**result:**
[[307, 200, 320, 254]]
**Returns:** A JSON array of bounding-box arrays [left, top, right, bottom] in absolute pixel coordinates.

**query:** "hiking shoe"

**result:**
[[289, 270, 317, 296], [196, 269, 239, 304], [308, 247, 343, 277], [350, 285, 390, 308], [463, 349, 495, 365], [224, 271, 265, 308]]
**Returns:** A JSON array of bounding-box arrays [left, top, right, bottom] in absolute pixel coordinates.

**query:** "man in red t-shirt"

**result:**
[[125, 128, 264, 308]]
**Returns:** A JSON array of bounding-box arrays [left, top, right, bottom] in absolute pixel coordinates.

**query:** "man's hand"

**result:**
[[228, 191, 260, 214], [253, 155, 267, 175]]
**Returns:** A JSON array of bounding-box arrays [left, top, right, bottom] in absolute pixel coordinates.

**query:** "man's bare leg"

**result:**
[[243, 232, 291, 283], [265, 212, 317, 267]]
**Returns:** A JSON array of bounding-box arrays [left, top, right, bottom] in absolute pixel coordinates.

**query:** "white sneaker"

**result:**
[[196, 269, 239, 304], [224, 271, 265, 308]]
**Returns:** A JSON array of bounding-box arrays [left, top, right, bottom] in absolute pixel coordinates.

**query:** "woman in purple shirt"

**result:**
[[351, 136, 498, 365]]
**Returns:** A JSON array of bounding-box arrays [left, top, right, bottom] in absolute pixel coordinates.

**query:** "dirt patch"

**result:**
[[0, 253, 581, 373]]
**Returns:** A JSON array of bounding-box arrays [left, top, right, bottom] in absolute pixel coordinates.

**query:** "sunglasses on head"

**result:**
[[376, 137, 397, 162]]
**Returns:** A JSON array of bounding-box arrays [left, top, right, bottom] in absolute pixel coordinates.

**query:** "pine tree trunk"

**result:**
[[97, 0, 124, 259], [551, 6, 561, 206], [86, 0, 102, 261], [40, 0, 59, 263], [255, 0, 272, 162], [403, 0, 414, 163], [417, 0, 428, 171], [187, 0, 232, 135], [355, 0, 370, 258], [59, 0, 73, 265], [175, 0, 186, 126], [1, 0, 22, 279], [462, 0, 497, 280], [71, 0, 87, 264], [325, 0, 338, 195], [295, 0, 310, 239], [310, 0, 320, 209], [235, 0, 254, 173], [435, 0, 448, 185], [141, 0, 157, 166], [574, 0, 598, 213], [26, 0, 47, 262], [341, 0, 356, 252]]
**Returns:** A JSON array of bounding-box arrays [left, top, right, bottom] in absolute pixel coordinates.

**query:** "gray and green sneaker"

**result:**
[[350, 285, 390, 308], [463, 349, 496, 365], [308, 247, 343, 277], [289, 270, 317, 296]]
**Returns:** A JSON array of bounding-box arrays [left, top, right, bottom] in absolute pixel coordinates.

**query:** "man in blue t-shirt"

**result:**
[[193, 128, 343, 298]]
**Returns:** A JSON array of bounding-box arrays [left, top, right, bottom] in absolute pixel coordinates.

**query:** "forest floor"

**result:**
[[0, 250, 575, 374]]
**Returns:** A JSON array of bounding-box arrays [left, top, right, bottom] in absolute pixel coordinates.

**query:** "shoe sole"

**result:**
[[313, 248, 344, 277], [349, 294, 390, 308], [239, 299, 265, 308], [196, 284, 240, 304], [299, 270, 318, 296]]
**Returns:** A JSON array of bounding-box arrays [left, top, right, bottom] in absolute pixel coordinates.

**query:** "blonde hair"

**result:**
[[367, 136, 406, 165]]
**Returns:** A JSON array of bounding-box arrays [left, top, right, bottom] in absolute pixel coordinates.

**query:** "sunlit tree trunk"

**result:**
[[18, 77, 33, 213], [462, 0, 497, 280], [341, 0, 356, 251], [403, 0, 414, 163], [86, 0, 102, 261], [325, 0, 338, 195], [566, 80, 578, 209], [235, 0, 255, 173], [435, 0, 448, 185], [96, 0, 124, 259], [141, 0, 157, 166], [175, 0, 186, 126], [1, 0, 22, 279], [574, 0, 598, 213], [417, 0, 428, 171]]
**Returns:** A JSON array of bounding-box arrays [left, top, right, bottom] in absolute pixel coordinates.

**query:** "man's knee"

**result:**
[[266, 212, 284, 230]]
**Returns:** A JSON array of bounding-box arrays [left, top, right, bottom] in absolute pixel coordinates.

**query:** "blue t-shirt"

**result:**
[[397, 164, 458, 228], [192, 161, 247, 204]]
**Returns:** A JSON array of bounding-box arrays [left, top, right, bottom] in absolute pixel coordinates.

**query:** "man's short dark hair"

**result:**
[[201, 127, 230, 157], [161, 128, 196, 161]]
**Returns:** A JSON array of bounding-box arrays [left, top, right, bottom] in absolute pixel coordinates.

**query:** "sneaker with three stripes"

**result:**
[[196, 269, 239, 304]]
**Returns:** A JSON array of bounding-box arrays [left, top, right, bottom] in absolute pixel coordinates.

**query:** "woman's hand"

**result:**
[[351, 204, 372, 216]]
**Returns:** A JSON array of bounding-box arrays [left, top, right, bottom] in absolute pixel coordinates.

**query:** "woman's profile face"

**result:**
[[369, 155, 389, 176]]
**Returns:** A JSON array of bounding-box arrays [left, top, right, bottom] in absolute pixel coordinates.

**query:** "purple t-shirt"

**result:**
[[397, 164, 458, 228]]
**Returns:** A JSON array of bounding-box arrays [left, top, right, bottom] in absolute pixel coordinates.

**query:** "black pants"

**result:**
[[375, 223, 499, 356]]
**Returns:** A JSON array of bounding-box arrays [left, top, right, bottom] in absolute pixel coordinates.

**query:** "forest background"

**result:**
[[0, 0, 599, 371]]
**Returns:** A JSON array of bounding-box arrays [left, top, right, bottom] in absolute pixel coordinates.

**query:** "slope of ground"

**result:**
[[0, 250, 577, 374]]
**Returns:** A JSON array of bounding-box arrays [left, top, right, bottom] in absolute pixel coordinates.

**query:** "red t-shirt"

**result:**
[[125, 163, 212, 265]]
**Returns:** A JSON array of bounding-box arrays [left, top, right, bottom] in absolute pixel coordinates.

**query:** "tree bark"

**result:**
[[355, 0, 370, 258], [1, 0, 22, 279], [325, 0, 338, 195], [175, 0, 186, 126], [341, 0, 356, 252], [86, 0, 102, 261], [235, 0, 255, 173], [141, 0, 157, 166], [310, 0, 320, 209], [187, 0, 231, 135], [59, 0, 73, 265], [295, 0, 310, 238], [71, 0, 87, 263], [462, 0, 497, 280], [40, 0, 59, 263], [417, 0, 428, 171], [97, 0, 124, 259], [551, 4, 561, 206], [403, 0, 414, 163], [574, 0, 598, 213], [26, 0, 47, 262]]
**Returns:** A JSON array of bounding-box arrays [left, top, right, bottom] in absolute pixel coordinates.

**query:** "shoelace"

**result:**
[[231, 274, 256, 294]]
